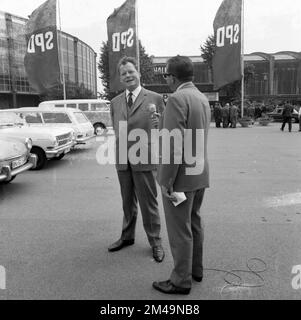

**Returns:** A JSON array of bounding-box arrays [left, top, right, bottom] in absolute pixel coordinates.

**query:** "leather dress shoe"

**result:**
[[108, 239, 134, 252], [152, 280, 190, 295], [152, 245, 165, 263], [192, 275, 203, 282]]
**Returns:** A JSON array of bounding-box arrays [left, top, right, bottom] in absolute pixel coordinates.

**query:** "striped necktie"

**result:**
[[127, 92, 133, 109]]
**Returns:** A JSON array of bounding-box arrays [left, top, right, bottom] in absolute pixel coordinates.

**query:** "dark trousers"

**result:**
[[117, 168, 161, 248], [215, 119, 221, 128], [281, 117, 292, 132], [162, 188, 205, 289], [222, 117, 229, 128], [230, 117, 237, 128]]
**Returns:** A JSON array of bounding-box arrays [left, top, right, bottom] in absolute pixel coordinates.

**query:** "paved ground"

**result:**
[[0, 121, 301, 300]]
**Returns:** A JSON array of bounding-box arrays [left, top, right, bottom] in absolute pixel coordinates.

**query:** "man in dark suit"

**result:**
[[153, 56, 211, 294], [281, 102, 294, 132], [108, 56, 165, 263], [213, 102, 222, 127]]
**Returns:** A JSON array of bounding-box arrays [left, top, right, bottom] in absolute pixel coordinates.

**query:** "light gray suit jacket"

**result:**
[[157, 82, 211, 192], [110, 87, 164, 171]]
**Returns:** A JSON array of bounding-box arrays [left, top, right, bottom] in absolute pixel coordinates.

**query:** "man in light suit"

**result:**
[[153, 56, 211, 294], [108, 56, 165, 263]]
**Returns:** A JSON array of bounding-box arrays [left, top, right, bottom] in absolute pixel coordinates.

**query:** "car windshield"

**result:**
[[0, 112, 25, 127], [42, 112, 72, 124], [74, 112, 89, 124], [20, 112, 43, 123]]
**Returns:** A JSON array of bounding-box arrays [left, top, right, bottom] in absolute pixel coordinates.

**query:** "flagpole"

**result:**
[[57, 0, 66, 100], [241, 0, 245, 118], [135, 0, 140, 73]]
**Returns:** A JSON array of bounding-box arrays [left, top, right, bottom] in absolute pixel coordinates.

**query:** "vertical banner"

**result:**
[[24, 0, 60, 94], [107, 0, 137, 93], [212, 0, 242, 90]]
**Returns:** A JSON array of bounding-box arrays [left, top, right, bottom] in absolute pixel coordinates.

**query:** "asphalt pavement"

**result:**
[[1, 122, 301, 300]]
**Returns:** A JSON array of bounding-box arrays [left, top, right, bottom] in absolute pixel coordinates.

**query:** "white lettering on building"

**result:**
[[0, 265, 5, 290]]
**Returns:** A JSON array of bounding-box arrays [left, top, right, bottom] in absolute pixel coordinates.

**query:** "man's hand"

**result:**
[[161, 186, 177, 202]]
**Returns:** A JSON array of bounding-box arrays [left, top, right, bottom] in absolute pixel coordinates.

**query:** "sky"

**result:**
[[2, 0, 301, 57]]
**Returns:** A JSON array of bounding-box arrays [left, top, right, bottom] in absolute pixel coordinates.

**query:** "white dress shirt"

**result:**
[[126, 86, 142, 105]]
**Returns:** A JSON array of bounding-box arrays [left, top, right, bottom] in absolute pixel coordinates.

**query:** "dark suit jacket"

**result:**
[[110, 87, 164, 171], [157, 82, 211, 192], [282, 104, 293, 117]]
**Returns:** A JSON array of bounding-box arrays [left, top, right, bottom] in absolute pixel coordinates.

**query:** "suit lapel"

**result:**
[[130, 88, 146, 115], [119, 92, 128, 119]]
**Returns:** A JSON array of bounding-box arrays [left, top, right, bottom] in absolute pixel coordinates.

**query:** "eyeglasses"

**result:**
[[163, 73, 174, 79]]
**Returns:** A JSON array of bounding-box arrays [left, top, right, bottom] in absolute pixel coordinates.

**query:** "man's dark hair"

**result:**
[[117, 56, 139, 74], [167, 55, 194, 82]]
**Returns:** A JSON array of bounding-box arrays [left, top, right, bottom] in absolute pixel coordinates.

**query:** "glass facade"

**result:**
[[0, 11, 97, 108], [245, 60, 270, 97], [0, 12, 30, 93], [274, 60, 299, 95]]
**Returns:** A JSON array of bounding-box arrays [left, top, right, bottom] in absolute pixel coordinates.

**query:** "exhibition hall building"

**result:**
[[0, 10, 98, 108]]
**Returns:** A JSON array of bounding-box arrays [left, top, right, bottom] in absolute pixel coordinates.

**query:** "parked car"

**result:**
[[0, 136, 37, 184], [38, 99, 112, 136], [267, 107, 299, 123], [13, 107, 95, 145], [0, 111, 74, 170]]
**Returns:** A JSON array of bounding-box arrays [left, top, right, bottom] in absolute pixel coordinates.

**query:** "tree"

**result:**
[[138, 42, 155, 85], [200, 34, 216, 80], [98, 41, 111, 99], [98, 40, 155, 100]]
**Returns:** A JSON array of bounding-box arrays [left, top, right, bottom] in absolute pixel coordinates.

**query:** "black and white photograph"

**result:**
[[1, 0, 301, 311]]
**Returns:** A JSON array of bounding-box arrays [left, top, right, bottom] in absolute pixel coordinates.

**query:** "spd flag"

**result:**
[[107, 0, 137, 93], [212, 0, 242, 90], [24, 0, 60, 94]]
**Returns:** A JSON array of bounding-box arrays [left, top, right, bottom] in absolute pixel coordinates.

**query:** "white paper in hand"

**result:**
[[171, 192, 187, 207]]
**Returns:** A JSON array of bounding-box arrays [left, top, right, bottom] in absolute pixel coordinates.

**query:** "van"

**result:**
[[38, 99, 112, 135]]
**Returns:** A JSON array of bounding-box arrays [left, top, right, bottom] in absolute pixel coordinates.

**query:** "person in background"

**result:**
[[221, 103, 230, 128], [281, 102, 294, 132], [108, 56, 165, 263], [254, 104, 260, 119], [213, 102, 222, 128], [153, 55, 211, 295], [261, 103, 267, 116], [298, 107, 301, 132], [229, 103, 239, 128]]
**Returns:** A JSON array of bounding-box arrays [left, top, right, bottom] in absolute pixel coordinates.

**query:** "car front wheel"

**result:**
[[30, 147, 47, 170]]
